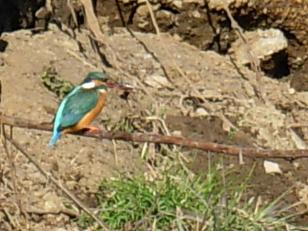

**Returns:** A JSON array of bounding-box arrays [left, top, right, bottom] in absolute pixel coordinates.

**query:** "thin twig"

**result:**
[[145, 0, 160, 35], [67, 0, 79, 28], [222, 5, 264, 102], [1, 114, 308, 159], [2, 129, 111, 231], [2, 208, 16, 229], [223, 6, 261, 78]]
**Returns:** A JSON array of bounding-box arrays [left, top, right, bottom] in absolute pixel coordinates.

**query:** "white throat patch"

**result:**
[[99, 89, 107, 93], [81, 81, 96, 89]]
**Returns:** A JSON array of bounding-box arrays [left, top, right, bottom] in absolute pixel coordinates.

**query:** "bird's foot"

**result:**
[[84, 126, 101, 135]]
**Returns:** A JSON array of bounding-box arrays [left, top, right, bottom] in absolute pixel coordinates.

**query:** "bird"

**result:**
[[48, 71, 133, 147]]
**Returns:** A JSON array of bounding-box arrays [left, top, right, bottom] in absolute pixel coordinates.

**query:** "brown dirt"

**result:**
[[96, 0, 308, 79], [0, 1, 308, 230]]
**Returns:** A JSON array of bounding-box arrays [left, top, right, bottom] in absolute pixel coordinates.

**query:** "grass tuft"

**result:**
[[77, 167, 306, 231]]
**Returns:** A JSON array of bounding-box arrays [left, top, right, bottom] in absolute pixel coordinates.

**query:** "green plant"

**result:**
[[77, 167, 306, 231], [41, 67, 74, 99]]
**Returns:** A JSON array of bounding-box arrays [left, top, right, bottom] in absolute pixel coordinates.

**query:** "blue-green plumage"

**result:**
[[49, 86, 82, 146], [61, 89, 99, 128]]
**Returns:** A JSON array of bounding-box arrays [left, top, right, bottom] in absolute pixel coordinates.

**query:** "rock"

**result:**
[[191, 10, 201, 18], [195, 107, 209, 116], [156, 9, 173, 20], [136, 4, 149, 18], [296, 182, 308, 208], [288, 88, 295, 94], [171, 130, 182, 136], [144, 74, 172, 88], [135, 4, 162, 29], [263, 160, 282, 174], [208, 0, 248, 9], [42, 192, 63, 211], [297, 92, 308, 106], [35, 6, 52, 19], [230, 29, 288, 65], [243, 81, 255, 97], [183, 0, 205, 5], [289, 128, 307, 149], [172, 0, 183, 10]]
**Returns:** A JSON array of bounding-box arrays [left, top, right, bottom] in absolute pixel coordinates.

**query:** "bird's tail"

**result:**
[[48, 131, 61, 147]]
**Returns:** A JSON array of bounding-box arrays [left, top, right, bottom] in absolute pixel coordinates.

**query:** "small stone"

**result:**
[[263, 160, 282, 174], [136, 5, 149, 17], [172, 0, 183, 10], [208, 0, 234, 9], [288, 88, 296, 94], [156, 10, 174, 21], [144, 74, 172, 88], [293, 161, 300, 170], [138, 21, 150, 29], [243, 81, 255, 97], [195, 107, 209, 116], [172, 130, 182, 136], [35, 6, 51, 19], [230, 29, 288, 65], [184, 0, 205, 5], [172, 34, 182, 41], [191, 10, 201, 18]]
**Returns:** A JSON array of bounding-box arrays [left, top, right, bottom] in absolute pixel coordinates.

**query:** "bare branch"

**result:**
[[1, 114, 308, 159]]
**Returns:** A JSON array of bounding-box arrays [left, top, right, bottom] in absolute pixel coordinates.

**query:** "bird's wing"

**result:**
[[59, 88, 98, 129], [49, 86, 83, 146], [52, 86, 81, 133]]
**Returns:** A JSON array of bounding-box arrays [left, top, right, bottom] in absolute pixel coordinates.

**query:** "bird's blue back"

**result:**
[[48, 86, 82, 147]]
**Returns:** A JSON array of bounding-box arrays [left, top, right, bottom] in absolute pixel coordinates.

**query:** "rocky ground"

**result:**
[[0, 0, 308, 230]]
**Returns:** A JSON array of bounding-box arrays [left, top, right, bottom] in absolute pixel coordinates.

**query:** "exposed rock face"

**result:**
[[254, 0, 308, 45], [230, 29, 288, 65]]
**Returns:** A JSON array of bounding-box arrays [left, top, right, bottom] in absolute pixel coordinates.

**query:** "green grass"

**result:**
[[77, 166, 306, 231]]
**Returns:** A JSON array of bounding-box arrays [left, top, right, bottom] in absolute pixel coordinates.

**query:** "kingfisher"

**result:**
[[48, 71, 133, 147]]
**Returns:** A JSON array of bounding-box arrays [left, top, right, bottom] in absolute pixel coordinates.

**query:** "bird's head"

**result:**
[[81, 71, 134, 92]]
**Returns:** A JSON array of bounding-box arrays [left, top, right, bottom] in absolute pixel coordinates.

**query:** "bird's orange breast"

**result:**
[[64, 92, 106, 133]]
